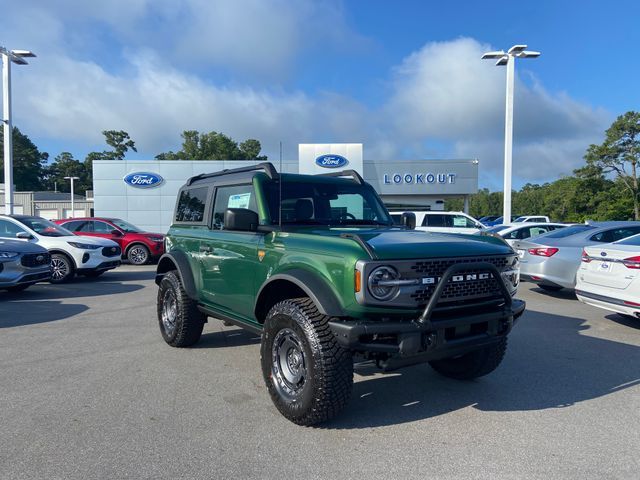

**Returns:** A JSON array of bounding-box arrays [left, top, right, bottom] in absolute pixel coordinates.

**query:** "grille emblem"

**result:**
[[36, 255, 44, 262], [422, 272, 490, 285]]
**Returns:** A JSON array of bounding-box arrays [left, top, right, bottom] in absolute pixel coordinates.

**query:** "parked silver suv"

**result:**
[[0, 238, 52, 292]]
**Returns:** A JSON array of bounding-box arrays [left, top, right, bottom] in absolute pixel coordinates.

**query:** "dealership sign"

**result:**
[[383, 172, 456, 185], [123, 172, 164, 188], [315, 154, 349, 169]]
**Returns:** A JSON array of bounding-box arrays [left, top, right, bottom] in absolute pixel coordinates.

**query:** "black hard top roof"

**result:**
[[185, 161, 364, 187]]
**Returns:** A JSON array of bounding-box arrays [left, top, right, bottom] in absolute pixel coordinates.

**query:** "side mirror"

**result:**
[[111, 229, 123, 237], [401, 212, 416, 230], [16, 232, 33, 240], [224, 208, 259, 232]]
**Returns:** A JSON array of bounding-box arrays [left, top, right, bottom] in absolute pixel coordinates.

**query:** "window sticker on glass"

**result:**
[[453, 216, 467, 227], [228, 192, 251, 209]]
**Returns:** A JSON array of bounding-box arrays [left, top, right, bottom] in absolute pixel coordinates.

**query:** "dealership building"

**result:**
[[93, 144, 479, 233]]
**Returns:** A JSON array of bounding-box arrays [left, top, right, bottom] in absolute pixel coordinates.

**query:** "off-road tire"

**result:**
[[260, 297, 353, 426], [539, 284, 563, 292], [157, 271, 205, 347], [50, 253, 74, 284], [127, 244, 150, 265], [429, 336, 508, 380]]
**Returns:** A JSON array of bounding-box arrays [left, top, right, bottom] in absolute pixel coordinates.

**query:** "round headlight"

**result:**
[[368, 266, 400, 301]]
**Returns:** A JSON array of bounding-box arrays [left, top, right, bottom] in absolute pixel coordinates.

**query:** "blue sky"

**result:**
[[3, 0, 639, 189]]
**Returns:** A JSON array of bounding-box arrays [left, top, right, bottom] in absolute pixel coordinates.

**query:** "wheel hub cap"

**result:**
[[51, 258, 68, 280], [272, 328, 307, 398], [161, 290, 177, 335], [130, 247, 147, 264]]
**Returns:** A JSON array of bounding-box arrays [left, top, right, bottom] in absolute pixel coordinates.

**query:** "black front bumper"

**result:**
[[329, 261, 526, 369]]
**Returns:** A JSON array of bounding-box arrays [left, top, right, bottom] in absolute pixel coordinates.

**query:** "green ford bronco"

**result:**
[[155, 163, 525, 425]]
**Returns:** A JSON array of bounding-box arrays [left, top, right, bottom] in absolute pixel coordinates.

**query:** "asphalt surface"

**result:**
[[1, 266, 639, 479]]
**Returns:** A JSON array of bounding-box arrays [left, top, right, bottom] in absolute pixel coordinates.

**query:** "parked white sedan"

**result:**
[[576, 233, 640, 319]]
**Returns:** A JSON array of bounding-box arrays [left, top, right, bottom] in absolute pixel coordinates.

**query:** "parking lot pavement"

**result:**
[[1, 267, 639, 479]]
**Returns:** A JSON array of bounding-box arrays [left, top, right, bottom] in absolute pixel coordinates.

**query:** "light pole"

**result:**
[[64, 176, 80, 218], [1, 47, 36, 215], [482, 45, 540, 224]]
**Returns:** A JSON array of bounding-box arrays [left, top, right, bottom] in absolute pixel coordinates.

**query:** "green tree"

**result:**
[[156, 130, 267, 160], [584, 111, 640, 219], [102, 130, 137, 160], [86, 130, 137, 162], [44, 152, 91, 195], [0, 125, 48, 191]]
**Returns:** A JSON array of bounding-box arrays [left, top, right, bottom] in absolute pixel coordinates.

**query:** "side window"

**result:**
[[94, 221, 114, 234], [0, 219, 27, 238], [423, 214, 448, 227], [175, 187, 209, 223], [590, 227, 640, 243], [527, 226, 549, 238], [505, 229, 521, 239], [62, 220, 84, 232], [212, 184, 258, 230], [452, 215, 477, 228], [76, 221, 93, 232], [610, 227, 640, 242]]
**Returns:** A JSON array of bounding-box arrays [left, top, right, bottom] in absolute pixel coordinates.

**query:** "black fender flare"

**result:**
[[155, 251, 197, 300], [255, 269, 345, 318]]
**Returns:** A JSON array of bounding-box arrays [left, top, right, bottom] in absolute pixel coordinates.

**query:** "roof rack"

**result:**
[[316, 169, 364, 185], [187, 162, 278, 186]]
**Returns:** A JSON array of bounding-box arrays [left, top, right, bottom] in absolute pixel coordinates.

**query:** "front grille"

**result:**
[[102, 246, 122, 257], [21, 252, 51, 268], [408, 256, 510, 307]]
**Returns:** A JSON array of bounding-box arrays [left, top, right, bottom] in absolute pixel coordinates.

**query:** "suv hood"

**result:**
[[41, 235, 119, 248], [297, 227, 513, 259], [0, 238, 49, 254]]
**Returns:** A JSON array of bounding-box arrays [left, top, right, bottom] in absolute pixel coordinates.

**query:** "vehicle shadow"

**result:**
[[605, 313, 640, 330], [0, 281, 145, 302], [194, 328, 261, 349], [0, 301, 89, 328], [84, 269, 156, 282], [530, 286, 578, 300], [322, 308, 640, 429]]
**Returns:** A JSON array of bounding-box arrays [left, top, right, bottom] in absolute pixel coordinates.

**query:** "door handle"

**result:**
[[200, 245, 213, 254]]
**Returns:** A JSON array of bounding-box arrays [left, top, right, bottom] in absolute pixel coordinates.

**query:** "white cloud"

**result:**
[[383, 38, 609, 185], [7, 0, 366, 77], [1, 2, 610, 188]]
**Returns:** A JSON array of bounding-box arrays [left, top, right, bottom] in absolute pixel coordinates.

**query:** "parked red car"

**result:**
[[54, 217, 164, 265]]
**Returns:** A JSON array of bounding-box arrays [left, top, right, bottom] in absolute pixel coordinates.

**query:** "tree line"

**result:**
[[0, 128, 267, 195], [445, 111, 640, 221], [1, 111, 639, 220]]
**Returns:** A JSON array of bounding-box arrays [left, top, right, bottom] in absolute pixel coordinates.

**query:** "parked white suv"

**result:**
[[390, 211, 484, 234], [0, 215, 122, 283]]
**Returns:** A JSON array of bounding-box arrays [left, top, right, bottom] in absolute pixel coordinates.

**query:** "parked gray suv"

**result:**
[[0, 238, 51, 292]]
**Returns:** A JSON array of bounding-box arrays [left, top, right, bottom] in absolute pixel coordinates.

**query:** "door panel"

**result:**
[[199, 183, 262, 321]]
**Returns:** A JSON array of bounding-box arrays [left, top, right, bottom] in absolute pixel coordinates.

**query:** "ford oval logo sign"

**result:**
[[315, 154, 348, 169], [123, 172, 164, 188]]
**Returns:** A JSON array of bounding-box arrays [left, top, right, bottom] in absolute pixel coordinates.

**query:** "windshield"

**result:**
[[108, 218, 143, 233], [542, 225, 594, 239], [17, 217, 74, 237], [264, 178, 393, 227]]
